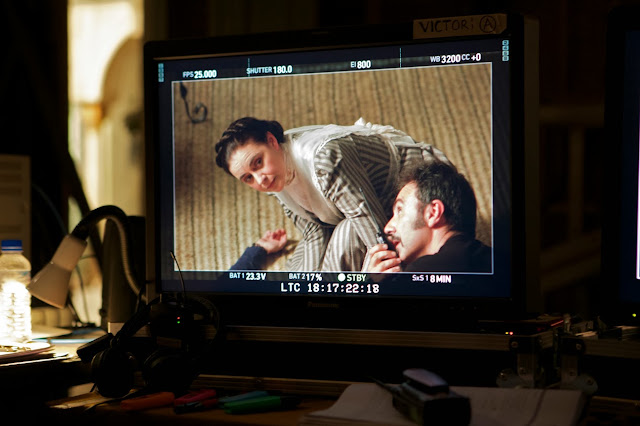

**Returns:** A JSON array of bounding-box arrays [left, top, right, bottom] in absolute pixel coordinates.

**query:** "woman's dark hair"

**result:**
[[398, 161, 478, 236], [215, 117, 285, 174]]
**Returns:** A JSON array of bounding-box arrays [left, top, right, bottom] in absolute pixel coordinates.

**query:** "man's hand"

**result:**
[[362, 244, 402, 273], [254, 229, 288, 254]]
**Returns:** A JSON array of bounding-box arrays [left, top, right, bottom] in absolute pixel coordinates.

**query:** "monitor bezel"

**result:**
[[600, 5, 640, 326], [143, 14, 540, 333]]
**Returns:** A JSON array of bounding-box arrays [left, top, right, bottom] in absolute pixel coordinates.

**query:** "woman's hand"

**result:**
[[254, 229, 288, 254]]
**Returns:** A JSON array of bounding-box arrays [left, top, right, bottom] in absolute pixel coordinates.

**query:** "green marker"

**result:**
[[224, 395, 301, 414]]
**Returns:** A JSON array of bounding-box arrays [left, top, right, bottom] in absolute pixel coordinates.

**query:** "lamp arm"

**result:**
[[70, 205, 145, 302]]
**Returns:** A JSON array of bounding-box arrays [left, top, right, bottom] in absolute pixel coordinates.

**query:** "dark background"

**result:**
[[2, 0, 636, 319]]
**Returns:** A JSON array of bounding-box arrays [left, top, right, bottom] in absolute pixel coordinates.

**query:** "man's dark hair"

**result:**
[[215, 117, 285, 174], [398, 161, 478, 236]]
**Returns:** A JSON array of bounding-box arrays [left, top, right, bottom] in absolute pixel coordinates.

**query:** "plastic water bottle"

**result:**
[[0, 239, 32, 343]]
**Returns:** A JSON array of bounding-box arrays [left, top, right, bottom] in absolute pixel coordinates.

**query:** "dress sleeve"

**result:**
[[313, 137, 388, 249], [278, 200, 333, 271]]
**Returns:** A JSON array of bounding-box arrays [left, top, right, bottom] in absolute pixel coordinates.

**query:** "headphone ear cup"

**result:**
[[142, 348, 197, 394], [91, 347, 137, 398]]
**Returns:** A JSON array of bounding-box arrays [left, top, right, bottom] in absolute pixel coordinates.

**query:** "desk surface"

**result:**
[[46, 389, 640, 426], [48, 392, 335, 426], [0, 327, 99, 380], [0, 327, 101, 416], [31, 327, 640, 425]]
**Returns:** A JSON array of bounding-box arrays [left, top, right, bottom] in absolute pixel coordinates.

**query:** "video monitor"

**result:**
[[601, 5, 640, 326], [144, 14, 540, 331]]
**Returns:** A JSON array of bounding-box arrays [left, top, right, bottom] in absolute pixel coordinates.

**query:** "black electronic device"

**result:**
[[601, 4, 640, 326], [374, 368, 471, 426], [359, 187, 390, 246], [144, 13, 539, 334], [81, 295, 219, 398]]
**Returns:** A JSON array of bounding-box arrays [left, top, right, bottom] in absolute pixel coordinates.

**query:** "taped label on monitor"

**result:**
[[413, 14, 508, 39]]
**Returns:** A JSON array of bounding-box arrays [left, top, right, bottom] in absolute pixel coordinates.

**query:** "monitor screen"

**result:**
[[144, 14, 540, 331], [602, 5, 640, 325]]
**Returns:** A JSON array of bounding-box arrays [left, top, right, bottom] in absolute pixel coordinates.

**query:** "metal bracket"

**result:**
[[558, 335, 598, 394], [497, 332, 552, 388]]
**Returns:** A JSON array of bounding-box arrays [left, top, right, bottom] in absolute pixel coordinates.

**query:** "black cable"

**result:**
[[70, 205, 145, 302], [32, 183, 67, 236], [179, 81, 208, 124], [169, 251, 187, 306], [32, 187, 145, 326]]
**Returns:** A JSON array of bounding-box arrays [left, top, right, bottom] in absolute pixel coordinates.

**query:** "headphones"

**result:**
[[83, 295, 220, 398]]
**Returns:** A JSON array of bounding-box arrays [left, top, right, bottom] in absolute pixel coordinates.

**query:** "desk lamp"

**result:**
[[28, 205, 144, 309]]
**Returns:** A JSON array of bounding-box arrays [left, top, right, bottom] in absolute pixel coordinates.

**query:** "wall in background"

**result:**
[[3, 0, 638, 324]]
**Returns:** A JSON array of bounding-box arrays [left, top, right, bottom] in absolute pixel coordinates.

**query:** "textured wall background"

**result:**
[[173, 63, 492, 271]]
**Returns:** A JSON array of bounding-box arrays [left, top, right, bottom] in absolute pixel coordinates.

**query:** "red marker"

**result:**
[[174, 389, 218, 413], [120, 391, 175, 411], [174, 389, 217, 406]]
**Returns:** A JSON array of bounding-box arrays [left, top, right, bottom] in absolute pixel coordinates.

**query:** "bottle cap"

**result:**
[[1, 239, 23, 252]]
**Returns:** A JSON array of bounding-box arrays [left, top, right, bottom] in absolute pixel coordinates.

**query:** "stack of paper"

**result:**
[[298, 383, 586, 426], [0, 341, 55, 364]]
